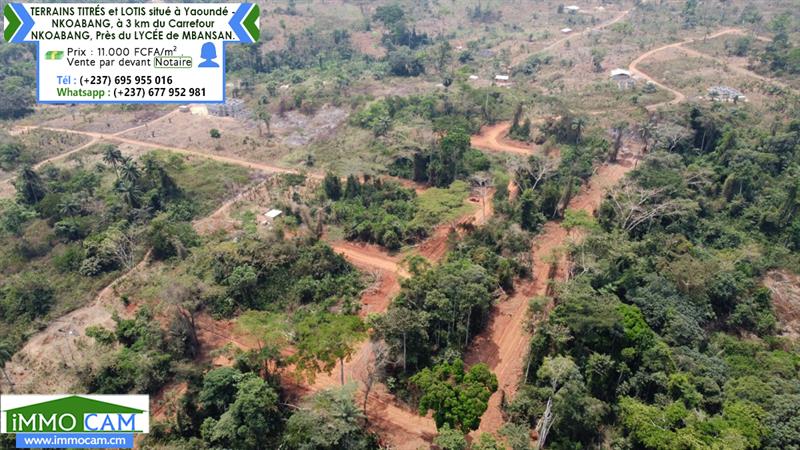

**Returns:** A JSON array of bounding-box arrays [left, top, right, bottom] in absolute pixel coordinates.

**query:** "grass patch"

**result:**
[[412, 180, 475, 229], [148, 150, 253, 216]]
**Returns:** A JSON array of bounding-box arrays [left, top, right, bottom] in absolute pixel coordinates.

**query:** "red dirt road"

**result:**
[[330, 241, 409, 277], [471, 122, 538, 156], [33, 126, 300, 175], [465, 153, 639, 437]]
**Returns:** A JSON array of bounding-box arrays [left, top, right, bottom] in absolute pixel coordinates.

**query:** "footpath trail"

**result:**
[[3, 250, 152, 393], [629, 28, 787, 111], [465, 152, 639, 437], [34, 126, 300, 175], [510, 9, 631, 66], [4, 179, 275, 392], [1, 114, 302, 199], [0, 137, 100, 198]]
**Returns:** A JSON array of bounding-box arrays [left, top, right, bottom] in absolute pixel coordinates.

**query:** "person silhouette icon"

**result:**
[[198, 42, 219, 68]]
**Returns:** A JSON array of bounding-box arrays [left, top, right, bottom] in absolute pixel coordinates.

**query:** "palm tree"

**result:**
[[570, 117, 586, 144], [639, 120, 656, 154], [610, 122, 628, 162], [59, 195, 82, 217], [15, 165, 46, 205], [102, 145, 124, 173], [141, 155, 159, 178], [119, 159, 141, 187], [0, 340, 16, 393], [115, 181, 141, 209], [255, 104, 272, 137]]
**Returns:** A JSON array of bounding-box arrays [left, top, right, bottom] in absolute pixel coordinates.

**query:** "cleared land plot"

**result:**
[[559, 80, 673, 113], [19, 105, 174, 134], [637, 47, 781, 108], [686, 34, 800, 90], [119, 111, 286, 164]]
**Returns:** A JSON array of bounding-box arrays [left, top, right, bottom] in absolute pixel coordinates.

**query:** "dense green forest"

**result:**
[[0, 148, 250, 350], [510, 107, 800, 449], [0, 43, 35, 120]]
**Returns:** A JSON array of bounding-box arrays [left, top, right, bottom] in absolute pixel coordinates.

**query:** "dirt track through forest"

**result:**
[[465, 154, 637, 438], [3, 104, 634, 448], [471, 122, 538, 156], [10, 26, 791, 441]]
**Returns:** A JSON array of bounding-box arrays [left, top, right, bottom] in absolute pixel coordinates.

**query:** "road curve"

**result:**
[[629, 28, 783, 111], [471, 122, 538, 156]]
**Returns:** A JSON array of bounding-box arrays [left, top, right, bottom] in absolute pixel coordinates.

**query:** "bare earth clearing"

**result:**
[[764, 270, 800, 341], [471, 122, 538, 156]]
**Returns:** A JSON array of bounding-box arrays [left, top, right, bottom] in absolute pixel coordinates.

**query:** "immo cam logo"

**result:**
[[0, 395, 149, 449]]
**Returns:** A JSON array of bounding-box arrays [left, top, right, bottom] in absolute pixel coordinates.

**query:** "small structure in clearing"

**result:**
[[208, 98, 246, 118], [262, 209, 283, 225], [190, 105, 208, 116], [565, 5, 580, 13], [494, 74, 512, 87], [610, 68, 636, 90], [707, 85, 747, 103], [560, 28, 573, 34]]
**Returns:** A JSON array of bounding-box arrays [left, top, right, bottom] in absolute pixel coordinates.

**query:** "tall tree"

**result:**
[[202, 374, 281, 450], [292, 313, 365, 385], [15, 165, 46, 205], [255, 104, 272, 137], [323, 172, 342, 200], [610, 122, 628, 162], [102, 145, 124, 174], [410, 359, 498, 432]]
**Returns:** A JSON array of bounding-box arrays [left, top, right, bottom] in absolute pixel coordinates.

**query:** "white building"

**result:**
[[494, 74, 512, 86], [707, 85, 747, 103], [610, 68, 636, 90], [207, 98, 245, 118], [264, 209, 283, 220]]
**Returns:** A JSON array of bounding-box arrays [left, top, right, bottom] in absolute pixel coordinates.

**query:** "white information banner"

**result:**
[[2, 3, 260, 103]]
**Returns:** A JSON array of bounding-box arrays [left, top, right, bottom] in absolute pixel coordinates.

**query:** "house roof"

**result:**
[[708, 85, 745, 97], [4, 396, 144, 414], [610, 68, 632, 78], [265, 209, 283, 219], [560, 28, 573, 33], [495, 75, 510, 81]]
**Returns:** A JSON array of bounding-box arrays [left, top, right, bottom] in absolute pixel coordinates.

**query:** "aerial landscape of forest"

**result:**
[[1, 0, 799, 448]]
